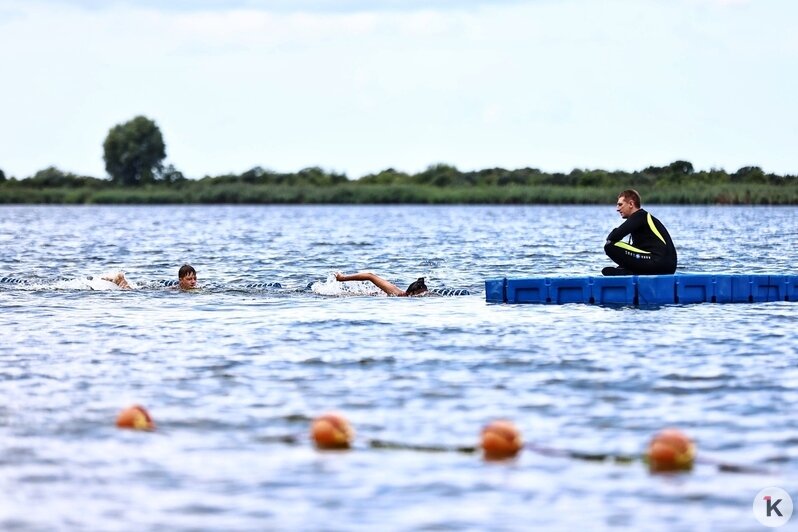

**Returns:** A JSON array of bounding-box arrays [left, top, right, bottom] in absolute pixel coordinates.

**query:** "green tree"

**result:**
[[295, 167, 348, 186], [359, 168, 409, 185], [668, 160, 694, 175], [158, 164, 186, 184], [103, 115, 166, 186], [28, 166, 74, 187], [731, 166, 766, 183], [23, 166, 105, 188], [414, 163, 459, 187], [0, 168, 6, 182]]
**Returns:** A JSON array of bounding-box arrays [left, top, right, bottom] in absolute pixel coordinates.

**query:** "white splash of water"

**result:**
[[50, 271, 138, 291], [310, 272, 383, 296]]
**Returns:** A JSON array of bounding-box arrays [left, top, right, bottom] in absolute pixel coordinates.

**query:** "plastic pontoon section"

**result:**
[[485, 274, 798, 305]]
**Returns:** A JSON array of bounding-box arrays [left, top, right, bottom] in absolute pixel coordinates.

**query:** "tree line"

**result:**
[[1, 115, 796, 204]]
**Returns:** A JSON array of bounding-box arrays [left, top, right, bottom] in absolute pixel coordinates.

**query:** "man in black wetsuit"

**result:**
[[602, 189, 677, 276]]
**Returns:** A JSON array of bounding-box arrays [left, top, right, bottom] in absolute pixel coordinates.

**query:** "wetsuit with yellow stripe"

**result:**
[[603, 209, 677, 275]]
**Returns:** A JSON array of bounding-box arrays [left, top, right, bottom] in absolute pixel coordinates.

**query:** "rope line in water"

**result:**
[[305, 281, 471, 296], [0, 276, 30, 285], [430, 288, 471, 296], [325, 438, 770, 473], [115, 408, 773, 474], [368, 439, 477, 454], [363, 441, 768, 472], [3, 275, 469, 294], [156, 279, 284, 289], [244, 282, 283, 289], [2, 277, 283, 290]]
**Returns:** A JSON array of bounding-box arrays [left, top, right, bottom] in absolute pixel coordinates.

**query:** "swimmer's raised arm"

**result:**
[[335, 272, 404, 296], [335, 272, 427, 297]]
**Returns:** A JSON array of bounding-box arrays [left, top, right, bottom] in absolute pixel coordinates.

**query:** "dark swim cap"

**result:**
[[406, 277, 427, 295]]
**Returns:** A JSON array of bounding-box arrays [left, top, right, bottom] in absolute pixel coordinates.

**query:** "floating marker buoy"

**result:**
[[645, 428, 695, 472], [311, 412, 354, 449], [480, 420, 523, 460], [116, 405, 156, 431]]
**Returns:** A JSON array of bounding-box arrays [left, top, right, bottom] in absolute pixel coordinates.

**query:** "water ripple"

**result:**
[[1, 205, 797, 530]]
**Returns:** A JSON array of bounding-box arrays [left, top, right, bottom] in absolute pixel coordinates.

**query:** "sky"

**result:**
[[1, 0, 796, 180]]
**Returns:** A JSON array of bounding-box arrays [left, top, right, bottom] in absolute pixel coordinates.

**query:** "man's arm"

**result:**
[[335, 272, 403, 296], [606, 211, 644, 243]]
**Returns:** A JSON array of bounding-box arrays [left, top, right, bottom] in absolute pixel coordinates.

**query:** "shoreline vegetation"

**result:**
[[1, 161, 797, 205], [5, 117, 794, 205]]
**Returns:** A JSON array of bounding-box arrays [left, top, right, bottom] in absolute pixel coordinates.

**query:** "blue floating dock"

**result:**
[[486, 274, 797, 305]]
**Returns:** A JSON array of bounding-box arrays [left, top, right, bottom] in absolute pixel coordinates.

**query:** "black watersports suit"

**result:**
[[603, 209, 677, 275]]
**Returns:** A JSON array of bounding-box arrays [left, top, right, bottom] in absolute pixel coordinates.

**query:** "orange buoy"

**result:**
[[481, 420, 523, 460], [116, 404, 155, 431], [311, 412, 354, 449], [645, 428, 695, 472]]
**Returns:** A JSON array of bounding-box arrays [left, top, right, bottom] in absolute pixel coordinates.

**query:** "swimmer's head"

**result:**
[[405, 277, 427, 296], [178, 264, 197, 289]]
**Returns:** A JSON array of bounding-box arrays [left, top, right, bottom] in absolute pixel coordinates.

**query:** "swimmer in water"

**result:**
[[101, 263, 198, 290], [335, 272, 427, 297], [177, 264, 197, 290]]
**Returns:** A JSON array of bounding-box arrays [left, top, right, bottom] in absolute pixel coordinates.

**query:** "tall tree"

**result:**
[[103, 116, 166, 186]]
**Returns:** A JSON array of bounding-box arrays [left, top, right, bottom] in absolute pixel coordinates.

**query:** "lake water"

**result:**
[[1, 204, 796, 531]]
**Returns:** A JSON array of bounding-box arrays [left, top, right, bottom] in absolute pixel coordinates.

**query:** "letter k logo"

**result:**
[[765, 496, 784, 517], [754, 487, 793, 527]]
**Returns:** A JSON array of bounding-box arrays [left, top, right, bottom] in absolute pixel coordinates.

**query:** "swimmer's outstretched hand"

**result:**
[[335, 272, 368, 282], [100, 271, 131, 290]]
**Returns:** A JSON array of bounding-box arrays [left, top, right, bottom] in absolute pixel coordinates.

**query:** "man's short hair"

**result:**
[[178, 264, 196, 279], [619, 189, 641, 208]]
